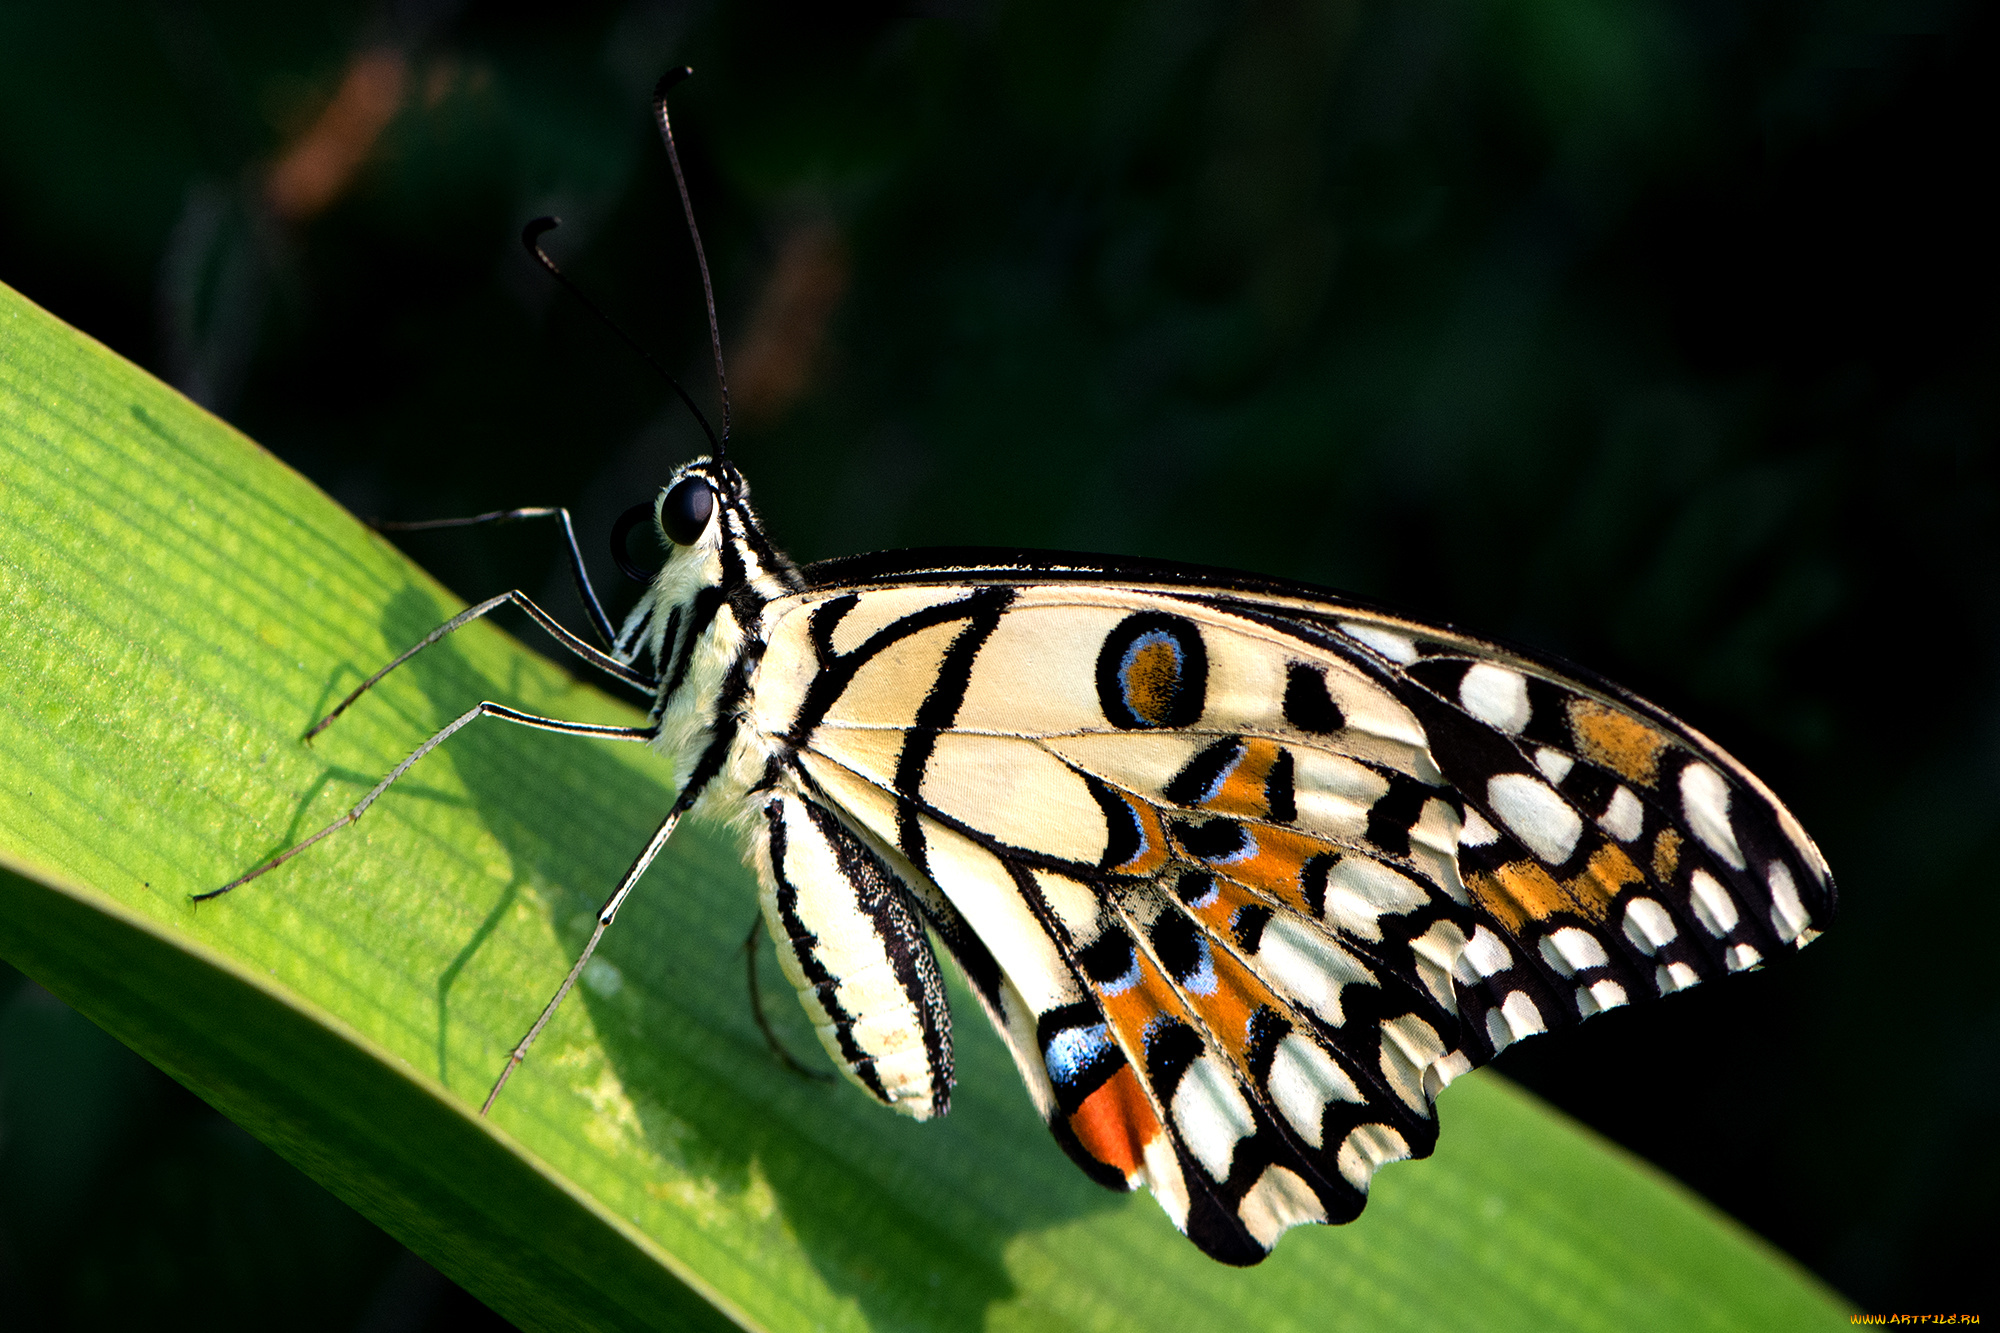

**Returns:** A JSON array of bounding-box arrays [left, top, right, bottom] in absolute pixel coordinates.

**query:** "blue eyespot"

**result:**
[[1045, 1023, 1115, 1087]]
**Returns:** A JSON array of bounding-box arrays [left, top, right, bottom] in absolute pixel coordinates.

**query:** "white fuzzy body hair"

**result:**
[[613, 461, 792, 845]]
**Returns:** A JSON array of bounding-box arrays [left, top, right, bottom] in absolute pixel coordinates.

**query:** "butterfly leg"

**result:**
[[481, 806, 683, 1114], [376, 505, 620, 647], [308, 587, 656, 743], [197, 702, 657, 902], [741, 912, 833, 1082]]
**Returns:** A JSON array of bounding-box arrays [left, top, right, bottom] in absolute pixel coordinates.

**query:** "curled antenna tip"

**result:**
[[654, 67, 692, 100], [516, 205, 721, 452]]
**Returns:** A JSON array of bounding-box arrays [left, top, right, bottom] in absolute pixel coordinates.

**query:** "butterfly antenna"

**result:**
[[652, 67, 730, 456], [520, 217, 720, 453]]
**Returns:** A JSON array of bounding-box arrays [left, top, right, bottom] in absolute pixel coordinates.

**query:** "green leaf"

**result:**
[[0, 279, 1848, 1331]]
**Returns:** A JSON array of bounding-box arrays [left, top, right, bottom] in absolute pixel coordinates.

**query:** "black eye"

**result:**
[[660, 477, 715, 546]]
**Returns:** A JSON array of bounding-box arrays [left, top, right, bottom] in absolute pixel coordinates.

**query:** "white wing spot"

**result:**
[[1727, 942, 1764, 972], [1577, 979, 1629, 1015], [1266, 1034, 1361, 1148], [1409, 920, 1469, 1013], [1456, 925, 1513, 982], [1378, 1014, 1445, 1112], [1486, 991, 1546, 1050], [1679, 763, 1747, 870], [1689, 868, 1740, 937], [1487, 773, 1584, 863], [1336, 1123, 1411, 1191], [1621, 897, 1677, 954], [1768, 862, 1809, 945], [1139, 1131, 1190, 1229], [1460, 663, 1531, 733], [1257, 916, 1374, 1026], [1504, 991, 1546, 1038], [1339, 622, 1419, 664], [1238, 1165, 1326, 1249], [1656, 961, 1700, 994], [1320, 858, 1428, 942], [1427, 1049, 1473, 1096], [1171, 1055, 1257, 1181], [1538, 926, 1609, 977], [1459, 806, 1501, 847], [1534, 748, 1575, 784], [1599, 785, 1644, 842]]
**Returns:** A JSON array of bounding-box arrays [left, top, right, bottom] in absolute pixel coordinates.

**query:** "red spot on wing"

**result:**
[[1069, 1063, 1158, 1180]]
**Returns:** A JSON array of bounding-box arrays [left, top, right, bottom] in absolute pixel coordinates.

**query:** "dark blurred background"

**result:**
[[2, 0, 1994, 1326]]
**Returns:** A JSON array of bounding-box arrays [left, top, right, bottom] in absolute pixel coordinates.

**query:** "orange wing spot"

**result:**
[[1178, 875, 1252, 934], [1181, 947, 1283, 1061], [1180, 872, 1298, 945], [1468, 862, 1564, 933], [1202, 738, 1284, 818], [1471, 844, 1636, 932], [1069, 1063, 1159, 1180], [1651, 827, 1682, 881], [1570, 841, 1646, 911], [1568, 698, 1672, 787], [1211, 825, 1339, 914], [1108, 795, 1174, 876], [1096, 947, 1191, 1045]]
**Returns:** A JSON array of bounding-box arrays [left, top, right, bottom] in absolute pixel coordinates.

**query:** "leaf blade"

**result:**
[[0, 279, 1848, 1331]]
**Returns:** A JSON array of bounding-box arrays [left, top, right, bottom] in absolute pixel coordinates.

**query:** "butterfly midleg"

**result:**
[[740, 912, 833, 1082], [308, 587, 656, 742], [481, 806, 683, 1114], [375, 505, 621, 648], [197, 702, 657, 902]]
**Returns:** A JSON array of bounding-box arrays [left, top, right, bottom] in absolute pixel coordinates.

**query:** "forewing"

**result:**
[[1285, 603, 1835, 1061]]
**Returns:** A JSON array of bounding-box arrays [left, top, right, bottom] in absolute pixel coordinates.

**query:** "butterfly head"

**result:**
[[616, 456, 801, 689], [645, 455, 794, 592]]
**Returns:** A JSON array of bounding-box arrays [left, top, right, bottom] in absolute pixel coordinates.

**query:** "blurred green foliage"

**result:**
[[0, 0, 1993, 1324]]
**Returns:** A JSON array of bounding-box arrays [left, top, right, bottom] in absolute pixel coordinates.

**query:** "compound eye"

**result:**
[[660, 477, 715, 546]]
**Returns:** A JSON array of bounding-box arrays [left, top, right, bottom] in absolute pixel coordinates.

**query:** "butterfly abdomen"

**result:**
[[755, 791, 956, 1119]]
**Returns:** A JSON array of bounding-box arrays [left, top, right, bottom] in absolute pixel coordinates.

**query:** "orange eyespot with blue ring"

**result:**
[[1096, 612, 1208, 729]]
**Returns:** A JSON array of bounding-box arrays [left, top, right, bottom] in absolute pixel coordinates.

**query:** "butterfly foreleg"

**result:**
[[375, 505, 622, 648], [307, 587, 656, 743], [196, 702, 657, 903]]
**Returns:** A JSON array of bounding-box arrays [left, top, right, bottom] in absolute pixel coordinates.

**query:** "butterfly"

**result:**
[[213, 444, 1834, 1265], [614, 458, 1836, 1264], [207, 72, 1834, 1267]]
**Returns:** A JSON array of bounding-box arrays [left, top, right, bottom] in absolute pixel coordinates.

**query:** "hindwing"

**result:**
[[737, 550, 1834, 1264]]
